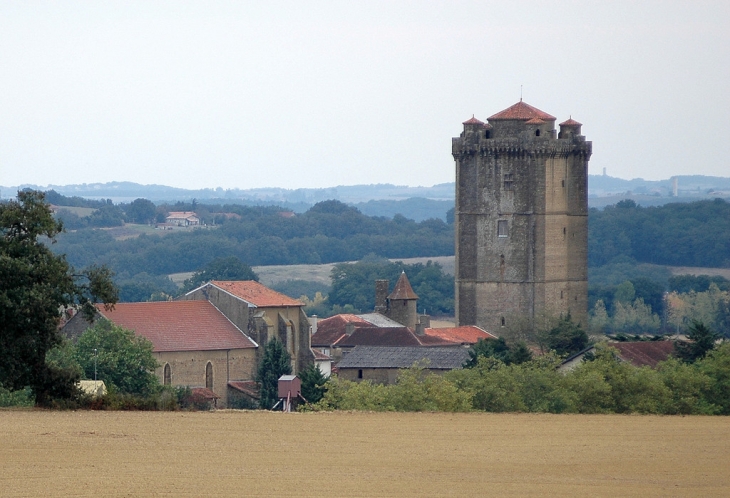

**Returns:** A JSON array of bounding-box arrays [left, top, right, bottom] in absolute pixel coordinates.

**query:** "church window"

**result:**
[[535, 129, 541, 137], [503, 173, 514, 190], [164, 364, 171, 386], [497, 220, 508, 237], [501, 317, 505, 327], [205, 362, 213, 390], [485, 130, 491, 139]]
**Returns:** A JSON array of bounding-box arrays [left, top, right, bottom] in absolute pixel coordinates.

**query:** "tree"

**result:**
[[256, 339, 291, 409], [298, 363, 327, 404], [74, 320, 159, 396], [182, 256, 259, 293], [540, 313, 590, 356], [464, 338, 533, 368], [0, 191, 118, 405], [675, 320, 719, 363], [126, 198, 156, 224]]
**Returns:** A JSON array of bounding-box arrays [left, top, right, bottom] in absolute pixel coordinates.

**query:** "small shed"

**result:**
[[278, 375, 301, 399]]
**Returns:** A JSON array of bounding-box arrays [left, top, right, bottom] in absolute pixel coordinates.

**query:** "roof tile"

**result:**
[[488, 101, 556, 121], [422, 326, 496, 345], [388, 272, 419, 300], [97, 301, 256, 352], [338, 346, 470, 370], [209, 281, 303, 307], [612, 341, 675, 368], [560, 117, 582, 126]]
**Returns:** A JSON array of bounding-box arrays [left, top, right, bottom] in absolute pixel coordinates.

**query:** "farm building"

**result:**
[[337, 346, 471, 384]]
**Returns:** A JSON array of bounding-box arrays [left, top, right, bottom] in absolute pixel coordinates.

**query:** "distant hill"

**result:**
[[3, 175, 729, 222]]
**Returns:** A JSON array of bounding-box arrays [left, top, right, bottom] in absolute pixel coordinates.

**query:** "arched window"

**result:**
[[535, 129, 540, 137], [163, 364, 171, 386], [205, 362, 213, 390]]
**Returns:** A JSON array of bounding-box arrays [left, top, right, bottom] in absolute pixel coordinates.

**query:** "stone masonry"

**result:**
[[452, 101, 591, 332]]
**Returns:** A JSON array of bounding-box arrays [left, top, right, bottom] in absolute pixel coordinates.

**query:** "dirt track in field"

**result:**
[[1, 411, 728, 497]]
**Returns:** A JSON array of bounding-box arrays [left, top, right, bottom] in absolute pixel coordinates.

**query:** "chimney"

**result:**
[[310, 315, 317, 335], [375, 279, 389, 313], [415, 314, 431, 336], [345, 323, 356, 336]]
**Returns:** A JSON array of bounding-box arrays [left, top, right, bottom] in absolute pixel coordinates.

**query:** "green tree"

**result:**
[[464, 337, 532, 367], [298, 363, 327, 404], [256, 339, 292, 409], [74, 320, 159, 396], [182, 256, 259, 293], [675, 320, 719, 363], [0, 190, 118, 406], [540, 313, 590, 356], [126, 198, 156, 224]]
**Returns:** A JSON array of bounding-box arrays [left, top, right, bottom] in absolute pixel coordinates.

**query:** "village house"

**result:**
[[311, 273, 496, 361], [165, 211, 200, 227]]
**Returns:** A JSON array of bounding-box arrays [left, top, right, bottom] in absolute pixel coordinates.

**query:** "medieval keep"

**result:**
[[452, 100, 592, 332]]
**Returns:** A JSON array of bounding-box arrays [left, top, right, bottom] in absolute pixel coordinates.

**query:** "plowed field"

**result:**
[[1, 411, 728, 497]]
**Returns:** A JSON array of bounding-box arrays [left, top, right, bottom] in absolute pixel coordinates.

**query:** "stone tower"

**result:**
[[452, 101, 591, 332], [375, 272, 419, 329]]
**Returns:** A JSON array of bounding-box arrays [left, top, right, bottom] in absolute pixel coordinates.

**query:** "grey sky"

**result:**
[[1, 1, 728, 191]]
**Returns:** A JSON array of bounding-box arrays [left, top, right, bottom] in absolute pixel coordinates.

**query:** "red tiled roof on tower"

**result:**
[[488, 101, 556, 121], [462, 115, 484, 125], [388, 272, 419, 300], [525, 117, 545, 125], [560, 117, 582, 126], [209, 280, 303, 307], [96, 301, 257, 352]]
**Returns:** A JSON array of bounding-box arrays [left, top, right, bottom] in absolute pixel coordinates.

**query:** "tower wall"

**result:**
[[453, 105, 591, 333]]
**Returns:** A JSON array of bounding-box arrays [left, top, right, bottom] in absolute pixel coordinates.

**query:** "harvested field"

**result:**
[[1, 411, 729, 497]]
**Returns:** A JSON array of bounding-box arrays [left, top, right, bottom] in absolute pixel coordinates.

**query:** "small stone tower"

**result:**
[[375, 272, 419, 329], [452, 101, 592, 332]]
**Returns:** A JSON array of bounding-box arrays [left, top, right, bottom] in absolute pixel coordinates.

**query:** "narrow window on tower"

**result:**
[[503, 173, 514, 190], [497, 220, 508, 238]]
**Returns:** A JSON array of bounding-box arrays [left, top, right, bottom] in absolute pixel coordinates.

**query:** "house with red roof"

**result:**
[[182, 280, 315, 374]]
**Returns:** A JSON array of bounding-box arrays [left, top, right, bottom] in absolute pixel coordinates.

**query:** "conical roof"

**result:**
[[388, 272, 419, 300], [488, 100, 556, 121], [559, 117, 582, 126], [462, 115, 484, 125]]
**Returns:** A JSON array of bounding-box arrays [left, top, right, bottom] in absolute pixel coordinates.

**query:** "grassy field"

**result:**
[[1, 410, 728, 497]]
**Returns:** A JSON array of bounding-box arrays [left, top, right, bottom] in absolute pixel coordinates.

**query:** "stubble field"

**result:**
[[1, 410, 728, 497]]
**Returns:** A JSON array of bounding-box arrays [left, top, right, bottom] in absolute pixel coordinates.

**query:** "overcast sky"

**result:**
[[1, 1, 728, 191]]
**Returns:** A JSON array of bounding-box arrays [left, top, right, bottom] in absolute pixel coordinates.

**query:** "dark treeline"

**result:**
[[589, 198, 730, 268]]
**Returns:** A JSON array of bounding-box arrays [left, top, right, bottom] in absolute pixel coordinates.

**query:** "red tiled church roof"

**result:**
[[388, 272, 419, 300], [96, 301, 256, 352], [525, 117, 545, 125], [488, 101, 556, 121], [210, 280, 303, 307]]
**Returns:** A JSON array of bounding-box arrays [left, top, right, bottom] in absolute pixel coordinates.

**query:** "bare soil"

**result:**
[[1, 411, 728, 497]]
